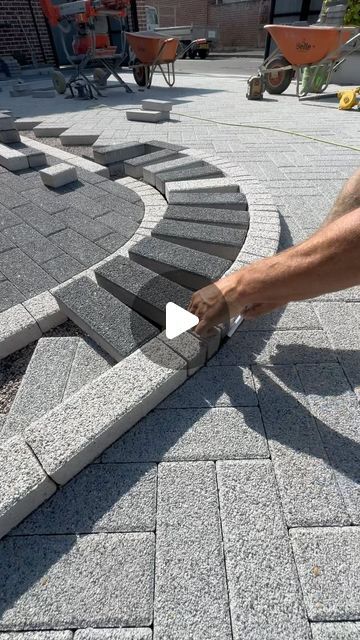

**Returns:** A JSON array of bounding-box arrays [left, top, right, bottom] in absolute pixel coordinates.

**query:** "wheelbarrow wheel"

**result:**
[[264, 56, 293, 95], [51, 69, 67, 95], [133, 64, 149, 87]]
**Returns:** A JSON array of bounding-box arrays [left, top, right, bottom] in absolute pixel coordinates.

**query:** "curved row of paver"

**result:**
[[0, 136, 281, 540]]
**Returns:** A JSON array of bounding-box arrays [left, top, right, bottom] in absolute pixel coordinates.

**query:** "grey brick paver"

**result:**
[[0, 632, 73, 640], [75, 629, 151, 640], [2, 223, 62, 264], [0, 533, 155, 629], [0, 281, 24, 312], [311, 622, 360, 640], [290, 527, 360, 622], [0, 205, 21, 230], [25, 188, 68, 214], [154, 461, 232, 640], [217, 460, 311, 640], [0, 248, 57, 297], [12, 202, 66, 236], [42, 253, 84, 283], [64, 338, 113, 398], [56, 208, 111, 241], [50, 229, 107, 266]]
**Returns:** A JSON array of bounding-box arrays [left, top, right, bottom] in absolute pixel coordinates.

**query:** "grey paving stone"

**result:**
[[11, 462, 156, 534], [96, 211, 139, 239], [2, 223, 62, 264], [164, 203, 249, 226], [0, 280, 24, 312], [64, 337, 113, 397], [154, 461, 232, 640], [54, 276, 158, 362], [3, 337, 79, 440], [239, 302, 320, 331], [56, 208, 111, 242], [0, 532, 154, 629], [129, 236, 231, 290], [0, 436, 56, 540], [93, 143, 147, 166], [96, 232, 128, 252], [0, 114, 15, 131], [290, 527, 360, 622], [0, 205, 21, 231], [156, 164, 223, 194], [143, 157, 205, 186], [159, 365, 257, 408], [12, 202, 66, 236], [26, 188, 68, 214], [217, 460, 311, 640], [0, 633, 73, 640], [127, 109, 169, 123], [23, 291, 67, 332], [59, 190, 112, 219], [152, 219, 247, 261], [0, 188, 28, 210], [10, 144, 46, 168], [0, 304, 42, 359], [124, 149, 180, 178], [94, 196, 144, 223], [297, 363, 360, 524], [97, 180, 143, 205], [0, 248, 57, 298], [42, 253, 84, 283], [102, 406, 268, 463], [163, 190, 248, 208], [208, 330, 336, 366], [25, 337, 186, 484], [50, 229, 107, 267], [0, 129, 21, 144], [165, 178, 239, 203], [0, 144, 28, 171], [253, 365, 350, 527], [158, 330, 206, 376], [311, 622, 360, 640], [95, 255, 191, 327], [75, 631, 151, 640]]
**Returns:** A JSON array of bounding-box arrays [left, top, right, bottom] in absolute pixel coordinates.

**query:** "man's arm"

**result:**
[[189, 206, 360, 336]]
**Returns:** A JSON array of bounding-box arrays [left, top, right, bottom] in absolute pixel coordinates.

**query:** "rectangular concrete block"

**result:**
[[0, 435, 56, 540], [60, 130, 100, 146], [33, 124, 68, 137], [126, 110, 169, 123], [142, 99, 173, 111], [158, 330, 206, 376], [0, 143, 28, 171], [75, 631, 151, 640], [15, 117, 43, 130], [13, 202, 66, 237], [0, 633, 73, 640], [3, 337, 79, 440], [0, 114, 15, 131], [155, 461, 232, 640], [0, 248, 58, 297], [25, 337, 186, 484], [0, 304, 42, 359], [23, 291, 67, 332], [0, 532, 155, 629], [152, 219, 247, 261], [54, 276, 159, 362], [64, 337, 113, 398], [165, 178, 239, 203], [129, 236, 231, 290], [0, 129, 21, 144], [40, 163, 78, 189], [156, 164, 223, 194], [311, 622, 360, 640], [291, 527, 360, 622], [164, 190, 248, 208], [143, 156, 205, 186], [95, 254, 191, 328], [124, 149, 180, 179], [93, 143, 146, 166], [217, 460, 311, 639], [50, 229, 107, 266], [165, 204, 249, 227]]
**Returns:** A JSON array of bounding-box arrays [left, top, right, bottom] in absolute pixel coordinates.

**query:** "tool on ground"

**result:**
[[337, 87, 360, 110], [246, 75, 265, 100]]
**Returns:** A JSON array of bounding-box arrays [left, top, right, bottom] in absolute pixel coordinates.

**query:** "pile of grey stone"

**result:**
[[127, 99, 174, 123], [0, 112, 46, 169]]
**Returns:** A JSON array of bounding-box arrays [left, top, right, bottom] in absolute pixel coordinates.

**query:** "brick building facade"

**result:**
[[0, 0, 55, 65]]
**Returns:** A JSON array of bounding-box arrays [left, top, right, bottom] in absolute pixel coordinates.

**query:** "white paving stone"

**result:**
[[311, 622, 360, 640], [0, 304, 41, 360], [165, 177, 239, 203], [40, 163, 78, 188], [126, 110, 169, 123], [0, 143, 28, 171], [142, 99, 173, 112], [0, 633, 73, 640], [23, 291, 67, 333], [75, 632, 151, 640]]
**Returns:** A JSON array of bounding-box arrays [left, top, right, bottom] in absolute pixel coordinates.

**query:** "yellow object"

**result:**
[[337, 87, 360, 110]]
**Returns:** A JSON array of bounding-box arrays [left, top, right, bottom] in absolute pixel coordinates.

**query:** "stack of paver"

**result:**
[[0, 112, 46, 169], [127, 99, 173, 123]]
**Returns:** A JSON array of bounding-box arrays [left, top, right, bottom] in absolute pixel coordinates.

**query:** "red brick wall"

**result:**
[[148, 0, 270, 49], [136, 0, 147, 29], [0, 0, 55, 65]]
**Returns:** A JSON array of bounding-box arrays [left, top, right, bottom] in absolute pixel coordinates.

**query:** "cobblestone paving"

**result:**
[[0, 72, 359, 637]]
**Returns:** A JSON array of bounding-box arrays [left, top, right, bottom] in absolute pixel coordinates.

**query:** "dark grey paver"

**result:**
[[3, 337, 79, 440], [0, 280, 24, 312], [297, 363, 360, 524], [102, 406, 268, 463], [154, 461, 232, 640], [152, 219, 247, 260], [26, 187, 68, 214], [97, 180, 143, 205], [93, 142, 146, 165], [208, 329, 336, 366], [50, 229, 107, 267], [95, 196, 144, 222], [291, 527, 360, 621], [164, 204, 249, 227], [0, 232, 15, 253], [12, 202, 66, 236], [0, 187, 28, 209], [159, 366, 257, 408], [165, 190, 248, 208], [124, 149, 180, 178], [311, 622, 360, 639], [0, 248, 57, 297], [59, 191, 112, 219], [2, 223, 62, 264], [253, 365, 350, 527], [56, 208, 111, 241], [11, 463, 156, 534], [143, 157, 205, 186], [42, 253, 84, 283], [96, 232, 128, 252], [54, 276, 159, 361], [96, 211, 139, 238], [129, 236, 231, 290], [0, 205, 21, 230], [217, 460, 311, 640], [96, 255, 191, 327], [156, 164, 223, 194], [0, 533, 155, 629]]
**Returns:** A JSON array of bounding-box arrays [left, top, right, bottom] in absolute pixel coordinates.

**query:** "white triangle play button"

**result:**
[[165, 302, 199, 340]]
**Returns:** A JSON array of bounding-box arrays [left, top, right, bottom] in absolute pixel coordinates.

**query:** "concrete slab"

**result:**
[[23, 291, 67, 333], [40, 164, 78, 189], [0, 144, 28, 171], [0, 129, 21, 144], [0, 435, 56, 540], [126, 110, 169, 123], [165, 178, 239, 203], [33, 124, 68, 137], [15, 117, 43, 130], [143, 156, 204, 186], [0, 303, 42, 359], [49, 229, 107, 267], [0, 114, 15, 131], [156, 164, 223, 194], [124, 149, 180, 179], [164, 204, 249, 227], [93, 143, 146, 166], [142, 99, 173, 111], [0, 248, 57, 298], [60, 130, 100, 146], [13, 202, 66, 237], [0, 280, 24, 312], [162, 191, 247, 208], [75, 630, 152, 640], [64, 337, 113, 398], [311, 623, 360, 640], [129, 236, 231, 290]]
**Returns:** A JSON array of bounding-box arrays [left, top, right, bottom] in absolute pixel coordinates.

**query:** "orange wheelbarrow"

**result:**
[[126, 31, 207, 88], [256, 24, 359, 98]]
